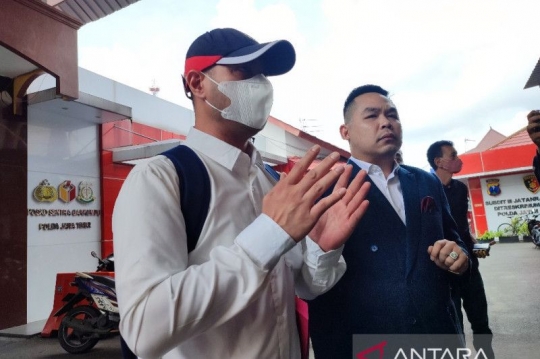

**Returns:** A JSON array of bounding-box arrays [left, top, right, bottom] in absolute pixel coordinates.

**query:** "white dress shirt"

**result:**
[[349, 157, 406, 224], [113, 128, 346, 359]]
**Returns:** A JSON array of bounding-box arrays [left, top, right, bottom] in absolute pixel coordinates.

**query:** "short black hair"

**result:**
[[427, 140, 454, 170], [343, 84, 389, 122]]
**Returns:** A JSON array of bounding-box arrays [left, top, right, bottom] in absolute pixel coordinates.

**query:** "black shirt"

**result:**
[[443, 178, 478, 267], [533, 154, 540, 182]]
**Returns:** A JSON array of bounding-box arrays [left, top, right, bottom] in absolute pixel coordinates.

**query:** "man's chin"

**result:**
[[383, 145, 401, 156], [226, 119, 262, 137]]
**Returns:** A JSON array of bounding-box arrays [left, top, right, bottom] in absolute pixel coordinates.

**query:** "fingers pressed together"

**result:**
[[427, 239, 469, 275]]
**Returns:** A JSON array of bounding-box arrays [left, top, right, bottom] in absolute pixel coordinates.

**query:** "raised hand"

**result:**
[[262, 145, 355, 242], [309, 166, 370, 252]]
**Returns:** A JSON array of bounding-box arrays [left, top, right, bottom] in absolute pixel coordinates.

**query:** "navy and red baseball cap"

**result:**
[[184, 28, 296, 77]]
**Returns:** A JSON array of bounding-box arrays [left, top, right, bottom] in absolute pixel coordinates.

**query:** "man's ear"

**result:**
[[434, 157, 442, 169], [184, 71, 205, 100], [340, 124, 349, 140]]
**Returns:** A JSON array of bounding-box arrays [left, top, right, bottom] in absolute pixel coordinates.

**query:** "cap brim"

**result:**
[[216, 40, 295, 76]]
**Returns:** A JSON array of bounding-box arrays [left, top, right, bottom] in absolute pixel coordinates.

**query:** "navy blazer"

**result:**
[[308, 162, 469, 359]]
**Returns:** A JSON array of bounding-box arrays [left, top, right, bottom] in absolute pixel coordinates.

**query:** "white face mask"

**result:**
[[203, 73, 273, 130]]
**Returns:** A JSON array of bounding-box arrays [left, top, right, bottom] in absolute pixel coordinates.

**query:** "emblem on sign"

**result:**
[[33, 180, 58, 202], [486, 178, 501, 196], [76, 181, 95, 204], [523, 174, 540, 194], [58, 180, 76, 203]]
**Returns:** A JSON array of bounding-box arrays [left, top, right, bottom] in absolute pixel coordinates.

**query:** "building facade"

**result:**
[[456, 129, 538, 237]]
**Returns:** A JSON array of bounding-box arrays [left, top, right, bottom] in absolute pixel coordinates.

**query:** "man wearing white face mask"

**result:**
[[427, 140, 495, 359], [113, 28, 371, 359], [202, 72, 273, 130]]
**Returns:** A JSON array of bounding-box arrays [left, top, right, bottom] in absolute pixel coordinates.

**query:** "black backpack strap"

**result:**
[[160, 146, 277, 253], [161, 145, 210, 253]]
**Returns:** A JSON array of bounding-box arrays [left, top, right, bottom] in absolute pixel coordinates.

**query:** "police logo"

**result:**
[[523, 174, 540, 194], [486, 179, 501, 196], [33, 179, 58, 202]]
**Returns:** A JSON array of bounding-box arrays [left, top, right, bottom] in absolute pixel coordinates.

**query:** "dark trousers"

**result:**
[[120, 335, 137, 359], [452, 267, 495, 358]]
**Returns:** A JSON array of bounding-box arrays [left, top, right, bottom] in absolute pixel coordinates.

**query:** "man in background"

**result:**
[[527, 110, 540, 181], [427, 140, 495, 358], [395, 149, 404, 165]]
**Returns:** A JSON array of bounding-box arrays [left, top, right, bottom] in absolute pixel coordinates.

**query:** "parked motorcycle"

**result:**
[[53, 251, 118, 354], [529, 218, 540, 248], [529, 223, 540, 248]]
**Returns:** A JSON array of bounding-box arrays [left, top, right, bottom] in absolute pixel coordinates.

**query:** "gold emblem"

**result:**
[[33, 180, 58, 202]]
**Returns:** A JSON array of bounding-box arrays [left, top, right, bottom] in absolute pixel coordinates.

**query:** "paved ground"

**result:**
[[475, 241, 540, 358], [0, 335, 122, 359], [1, 242, 539, 358]]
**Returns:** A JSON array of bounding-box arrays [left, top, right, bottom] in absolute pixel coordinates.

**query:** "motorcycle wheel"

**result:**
[[58, 305, 101, 354]]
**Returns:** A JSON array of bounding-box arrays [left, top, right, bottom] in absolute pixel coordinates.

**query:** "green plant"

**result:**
[[478, 229, 504, 241], [518, 221, 530, 236], [478, 230, 495, 240], [498, 216, 526, 236]]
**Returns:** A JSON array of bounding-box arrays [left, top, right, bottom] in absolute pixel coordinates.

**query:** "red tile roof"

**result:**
[[488, 127, 531, 150], [465, 128, 506, 153], [458, 126, 535, 177]]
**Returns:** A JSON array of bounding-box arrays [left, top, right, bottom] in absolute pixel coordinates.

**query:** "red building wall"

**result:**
[[467, 177, 488, 235], [100, 120, 185, 256], [460, 143, 536, 176], [459, 135, 536, 236]]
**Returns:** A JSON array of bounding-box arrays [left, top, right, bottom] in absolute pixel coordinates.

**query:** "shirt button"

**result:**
[[411, 318, 417, 325], [370, 245, 378, 252]]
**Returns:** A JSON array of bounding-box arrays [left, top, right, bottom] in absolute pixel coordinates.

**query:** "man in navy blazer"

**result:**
[[308, 85, 470, 359]]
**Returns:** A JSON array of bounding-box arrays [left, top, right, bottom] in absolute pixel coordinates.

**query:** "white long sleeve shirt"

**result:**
[[113, 128, 346, 359]]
